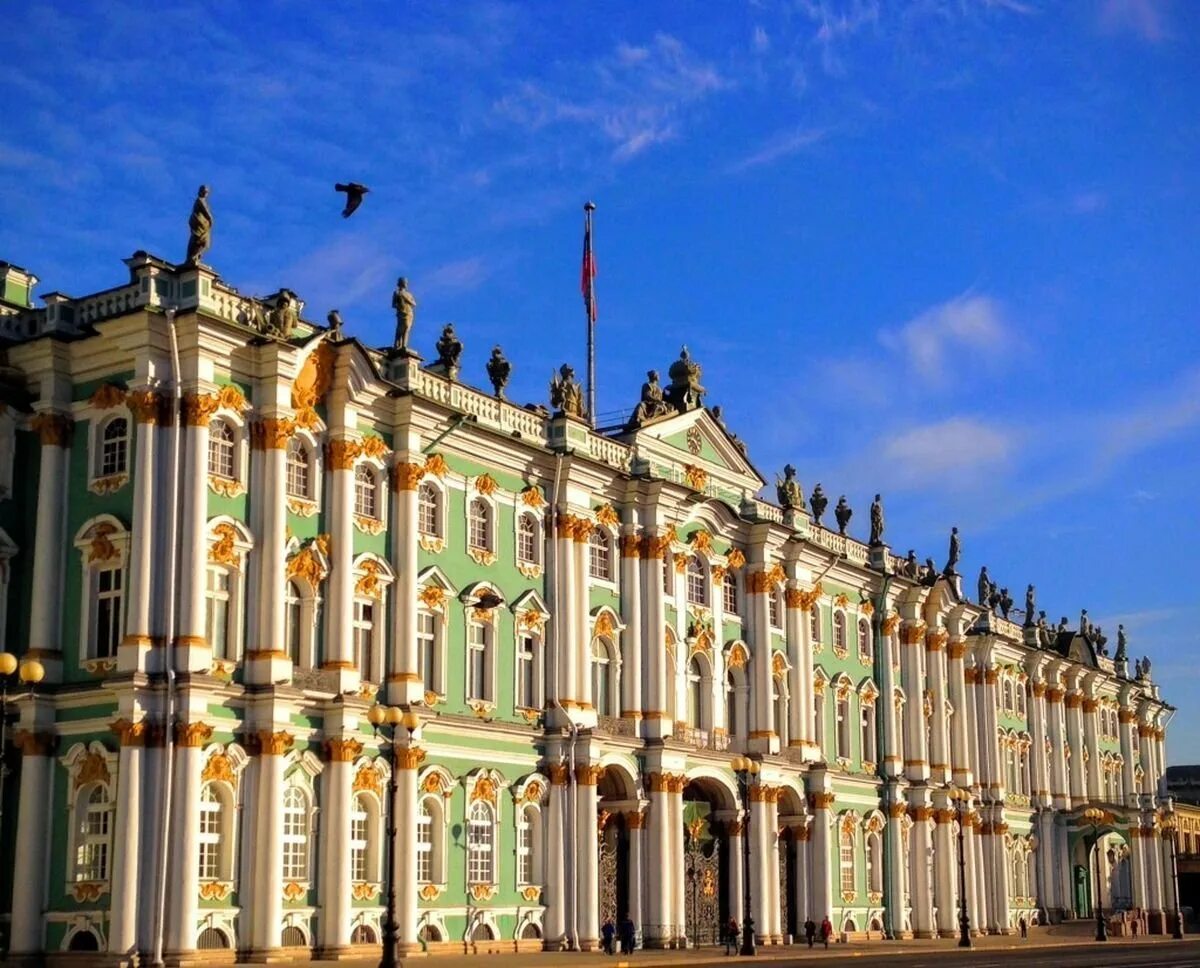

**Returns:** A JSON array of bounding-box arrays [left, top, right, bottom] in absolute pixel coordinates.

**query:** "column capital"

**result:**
[[175, 721, 214, 748], [392, 461, 425, 491], [110, 718, 151, 747], [901, 621, 927, 646], [12, 729, 56, 756], [127, 389, 168, 424], [396, 746, 427, 770], [249, 416, 296, 450], [181, 392, 220, 427], [323, 737, 364, 762], [30, 410, 73, 446]]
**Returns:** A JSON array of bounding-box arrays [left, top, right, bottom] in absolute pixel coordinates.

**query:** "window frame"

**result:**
[[207, 418, 238, 481], [588, 528, 615, 583], [73, 517, 131, 666], [466, 800, 497, 886], [281, 785, 312, 883], [515, 511, 542, 571], [514, 624, 544, 711]]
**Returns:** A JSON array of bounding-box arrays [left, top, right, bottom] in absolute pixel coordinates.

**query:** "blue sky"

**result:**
[[3, 2, 1198, 756]]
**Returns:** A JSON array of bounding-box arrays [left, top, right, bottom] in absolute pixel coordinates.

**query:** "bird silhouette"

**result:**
[[334, 182, 370, 218], [469, 591, 505, 610]]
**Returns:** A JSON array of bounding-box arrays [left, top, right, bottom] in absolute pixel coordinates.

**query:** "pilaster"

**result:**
[[26, 409, 72, 679], [9, 730, 56, 954], [389, 458, 423, 704], [119, 392, 161, 673], [165, 721, 212, 955]]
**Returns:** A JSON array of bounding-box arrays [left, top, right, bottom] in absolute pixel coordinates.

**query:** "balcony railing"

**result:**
[[675, 725, 731, 752], [596, 715, 637, 737]]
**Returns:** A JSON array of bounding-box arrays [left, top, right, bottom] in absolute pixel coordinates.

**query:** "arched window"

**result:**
[[198, 782, 234, 882], [1017, 682, 1027, 717], [663, 554, 673, 595], [687, 655, 710, 730], [726, 670, 739, 738], [467, 619, 493, 702], [208, 420, 236, 479], [417, 794, 446, 885], [833, 612, 847, 651], [861, 701, 877, 764], [282, 786, 310, 881], [468, 499, 492, 552], [773, 679, 788, 745], [814, 682, 827, 751], [74, 784, 113, 882], [836, 689, 852, 760], [517, 513, 539, 566], [205, 565, 234, 660], [285, 580, 303, 665], [858, 619, 872, 662], [517, 803, 544, 885], [1003, 679, 1014, 714], [286, 438, 310, 498], [839, 824, 856, 894], [592, 638, 617, 716], [354, 465, 378, 519], [99, 417, 129, 477], [93, 561, 124, 660], [350, 793, 380, 882], [418, 483, 441, 537], [867, 830, 883, 893], [723, 573, 739, 616], [588, 529, 612, 581], [467, 800, 495, 885], [686, 555, 707, 606]]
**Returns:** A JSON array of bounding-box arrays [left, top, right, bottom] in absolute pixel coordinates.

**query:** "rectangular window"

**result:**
[[517, 634, 536, 709], [861, 706, 877, 763], [518, 516, 537, 564], [198, 796, 221, 880], [354, 600, 375, 683], [418, 486, 439, 537], [840, 839, 855, 894], [205, 567, 231, 660], [467, 622, 488, 701], [416, 804, 433, 883], [417, 610, 437, 695], [723, 577, 738, 616], [517, 820, 531, 884], [350, 806, 369, 882], [95, 566, 123, 659], [810, 607, 821, 644], [467, 807, 494, 884], [768, 592, 781, 628]]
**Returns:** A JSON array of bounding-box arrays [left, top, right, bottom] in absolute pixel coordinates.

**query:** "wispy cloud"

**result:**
[[728, 126, 827, 172], [879, 416, 1017, 489], [879, 292, 1010, 383], [1098, 0, 1170, 42], [423, 256, 491, 295], [1071, 190, 1108, 214]]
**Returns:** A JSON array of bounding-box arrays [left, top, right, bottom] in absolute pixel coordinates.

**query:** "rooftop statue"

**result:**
[[834, 495, 852, 535], [776, 464, 804, 511], [268, 289, 299, 338], [1080, 608, 1091, 638], [185, 185, 213, 265], [486, 345, 511, 399], [1115, 624, 1128, 663], [1036, 610, 1050, 647], [998, 587, 1013, 620], [627, 370, 673, 429], [1094, 626, 1108, 656], [240, 299, 266, 332], [921, 558, 939, 587], [392, 277, 417, 354], [987, 582, 1001, 614], [977, 566, 990, 606], [435, 323, 464, 378], [326, 309, 344, 341], [809, 484, 828, 527], [1142, 656, 1152, 679], [549, 363, 585, 418], [665, 346, 706, 412], [1024, 584, 1036, 627], [903, 549, 919, 579], [869, 494, 885, 546], [711, 406, 749, 456], [1057, 616, 1069, 636], [943, 526, 961, 577], [1134, 658, 1144, 679]]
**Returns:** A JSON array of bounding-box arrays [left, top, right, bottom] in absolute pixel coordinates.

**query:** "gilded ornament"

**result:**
[[726, 548, 746, 570], [423, 690, 441, 707], [31, 411, 73, 446], [419, 884, 441, 901], [771, 652, 787, 677], [471, 776, 498, 804], [423, 453, 449, 478], [397, 747, 427, 769], [688, 529, 713, 555], [392, 461, 424, 491], [469, 883, 496, 901], [110, 718, 148, 748], [595, 503, 619, 528], [594, 611, 615, 638], [418, 584, 446, 611], [575, 764, 602, 786], [201, 751, 236, 784], [283, 882, 305, 901], [521, 886, 541, 902], [250, 416, 294, 450], [72, 882, 107, 902], [351, 882, 378, 901], [127, 389, 164, 424], [181, 393, 220, 427], [75, 751, 112, 789], [860, 600, 874, 616], [257, 730, 295, 756], [326, 438, 360, 470], [354, 514, 386, 536], [286, 546, 328, 585], [711, 564, 727, 585], [199, 881, 231, 901], [353, 764, 383, 795], [421, 771, 446, 795], [89, 473, 129, 496], [291, 342, 334, 415], [520, 486, 545, 508], [87, 523, 120, 563], [208, 474, 245, 498], [833, 593, 850, 608], [549, 764, 569, 785], [359, 434, 389, 460], [901, 622, 927, 646], [324, 738, 363, 763], [214, 384, 248, 413], [520, 780, 545, 804], [467, 548, 498, 566], [926, 629, 949, 651], [683, 463, 708, 491], [673, 553, 687, 574], [726, 644, 748, 669], [89, 383, 127, 410], [517, 609, 546, 632], [208, 523, 240, 566], [13, 730, 57, 756], [355, 559, 384, 598]]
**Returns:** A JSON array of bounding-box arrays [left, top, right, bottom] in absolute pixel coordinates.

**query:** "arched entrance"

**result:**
[[777, 786, 807, 939], [597, 764, 638, 931], [682, 776, 736, 946]]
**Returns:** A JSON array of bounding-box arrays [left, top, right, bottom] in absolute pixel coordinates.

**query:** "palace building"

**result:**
[[0, 250, 1180, 962]]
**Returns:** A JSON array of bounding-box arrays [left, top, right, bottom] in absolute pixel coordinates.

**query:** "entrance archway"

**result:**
[[598, 764, 638, 930], [682, 775, 737, 946], [778, 785, 807, 938]]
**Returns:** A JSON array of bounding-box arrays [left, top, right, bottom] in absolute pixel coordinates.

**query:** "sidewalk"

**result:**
[[321, 932, 1193, 968]]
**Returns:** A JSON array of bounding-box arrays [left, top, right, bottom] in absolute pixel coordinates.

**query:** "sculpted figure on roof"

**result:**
[[666, 346, 706, 412], [627, 370, 673, 429], [186, 185, 213, 265], [776, 464, 804, 511]]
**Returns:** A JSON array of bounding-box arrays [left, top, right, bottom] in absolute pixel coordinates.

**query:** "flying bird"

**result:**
[[468, 591, 505, 611], [334, 182, 370, 218]]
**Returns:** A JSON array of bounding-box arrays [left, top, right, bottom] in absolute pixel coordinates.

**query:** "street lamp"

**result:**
[[368, 704, 421, 968], [1081, 807, 1108, 942], [730, 755, 760, 957], [1160, 812, 1185, 940], [0, 651, 45, 957], [947, 786, 972, 948]]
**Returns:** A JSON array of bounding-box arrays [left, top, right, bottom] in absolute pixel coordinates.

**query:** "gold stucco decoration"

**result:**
[[201, 752, 236, 785], [683, 463, 708, 491], [89, 383, 127, 410], [75, 751, 111, 790], [87, 523, 120, 563], [208, 523, 240, 566], [595, 503, 619, 528]]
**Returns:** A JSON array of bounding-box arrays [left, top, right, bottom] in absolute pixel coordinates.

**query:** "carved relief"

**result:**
[[74, 751, 112, 789], [423, 453, 449, 478], [355, 559, 384, 598], [595, 504, 619, 528], [683, 463, 708, 491], [520, 486, 545, 508], [208, 523, 241, 566], [89, 384, 127, 410], [474, 473, 499, 496], [392, 461, 424, 491], [202, 752, 236, 785], [418, 584, 446, 611], [32, 411, 73, 446], [126, 389, 165, 424], [353, 763, 383, 796]]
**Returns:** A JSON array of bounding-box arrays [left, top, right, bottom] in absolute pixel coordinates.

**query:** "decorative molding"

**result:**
[[208, 523, 241, 566], [351, 882, 379, 901], [418, 584, 446, 611], [126, 389, 164, 424], [283, 882, 305, 902], [474, 473, 499, 496], [208, 474, 245, 498], [467, 547, 498, 566], [683, 463, 708, 491], [353, 514, 386, 536], [176, 721, 214, 748], [392, 461, 424, 491], [74, 751, 112, 789], [88, 472, 129, 496], [397, 747, 427, 770], [72, 882, 109, 902], [250, 416, 295, 450], [324, 738, 364, 763], [199, 881, 232, 901], [202, 752, 236, 784], [595, 504, 619, 528], [520, 485, 545, 508], [423, 453, 449, 478]]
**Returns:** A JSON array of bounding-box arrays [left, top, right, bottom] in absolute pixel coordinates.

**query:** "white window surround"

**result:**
[[285, 432, 323, 507], [206, 413, 249, 495], [88, 411, 131, 491], [279, 753, 323, 886], [350, 791, 383, 883], [196, 743, 247, 886], [591, 637, 620, 717], [588, 528, 615, 584], [463, 770, 505, 888], [351, 554, 394, 684], [73, 515, 131, 667], [204, 517, 254, 665], [416, 765, 454, 887], [61, 741, 118, 890], [461, 585, 501, 707], [516, 802, 545, 887], [417, 480, 447, 550], [515, 510, 543, 573], [466, 494, 497, 560]]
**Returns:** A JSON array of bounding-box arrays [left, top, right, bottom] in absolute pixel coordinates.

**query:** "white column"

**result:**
[[1145, 817, 1165, 917], [641, 530, 669, 739], [671, 787, 686, 944], [620, 526, 643, 724], [926, 631, 950, 786], [26, 411, 71, 675], [176, 398, 215, 672], [808, 784, 834, 926], [8, 733, 54, 954], [390, 459, 423, 704], [764, 796, 781, 941], [325, 438, 358, 688], [1047, 688, 1070, 809], [318, 740, 355, 953], [544, 771, 568, 947], [884, 802, 906, 936], [165, 732, 206, 953], [119, 395, 159, 672], [395, 747, 422, 952], [627, 813, 646, 939], [250, 419, 291, 684], [250, 732, 290, 952], [107, 733, 144, 955], [947, 641, 972, 787], [551, 512, 578, 710], [794, 827, 810, 931], [1028, 683, 1050, 806], [573, 535, 592, 712], [784, 583, 807, 752], [1118, 710, 1137, 806], [988, 814, 1011, 932], [964, 814, 982, 933], [900, 623, 929, 784], [645, 779, 672, 946], [575, 766, 600, 949], [727, 821, 745, 925], [1065, 695, 1086, 802], [745, 560, 774, 754], [932, 798, 956, 937], [909, 797, 935, 938], [1083, 699, 1101, 802]]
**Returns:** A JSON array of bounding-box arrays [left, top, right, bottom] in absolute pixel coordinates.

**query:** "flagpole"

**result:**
[[584, 201, 597, 428]]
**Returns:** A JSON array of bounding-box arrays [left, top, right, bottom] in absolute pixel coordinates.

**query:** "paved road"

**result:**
[[743, 940, 1200, 968]]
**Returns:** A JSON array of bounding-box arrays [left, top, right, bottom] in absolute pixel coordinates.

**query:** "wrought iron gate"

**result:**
[[684, 821, 721, 945], [780, 836, 793, 938], [598, 837, 619, 928]]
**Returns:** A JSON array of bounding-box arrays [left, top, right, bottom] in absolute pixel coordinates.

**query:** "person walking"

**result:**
[[620, 915, 635, 954], [820, 915, 834, 948], [725, 917, 740, 955], [601, 919, 616, 955], [1019, 915, 1028, 940], [804, 918, 817, 948]]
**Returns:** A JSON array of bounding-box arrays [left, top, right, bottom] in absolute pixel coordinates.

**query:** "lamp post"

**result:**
[[730, 755, 760, 956], [1160, 813, 1185, 940], [1081, 807, 1108, 942], [0, 651, 45, 957], [368, 703, 421, 968], [947, 786, 972, 948]]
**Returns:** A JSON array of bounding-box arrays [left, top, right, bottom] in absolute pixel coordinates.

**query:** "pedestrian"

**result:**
[[601, 918, 615, 955], [820, 915, 834, 949], [620, 915, 635, 954], [1019, 915, 1027, 939], [725, 917, 740, 955], [804, 918, 817, 948]]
